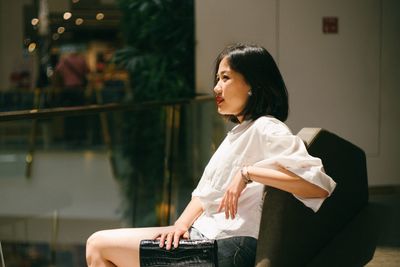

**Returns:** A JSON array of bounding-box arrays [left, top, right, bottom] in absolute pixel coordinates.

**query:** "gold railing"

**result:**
[[0, 94, 214, 122]]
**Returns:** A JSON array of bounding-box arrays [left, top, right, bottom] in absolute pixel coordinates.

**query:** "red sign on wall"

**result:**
[[323, 17, 338, 34]]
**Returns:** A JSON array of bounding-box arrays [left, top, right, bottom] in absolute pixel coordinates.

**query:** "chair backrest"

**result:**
[[254, 128, 369, 267]]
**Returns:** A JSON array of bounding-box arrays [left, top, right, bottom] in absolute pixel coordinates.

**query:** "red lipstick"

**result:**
[[216, 95, 224, 105]]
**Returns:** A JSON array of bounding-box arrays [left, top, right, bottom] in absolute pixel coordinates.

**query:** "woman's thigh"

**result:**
[[87, 226, 174, 267]]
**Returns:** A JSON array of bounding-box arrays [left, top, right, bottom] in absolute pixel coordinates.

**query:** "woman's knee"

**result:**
[[86, 230, 109, 261]]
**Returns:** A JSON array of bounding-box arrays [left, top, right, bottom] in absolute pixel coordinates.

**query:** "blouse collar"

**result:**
[[227, 120, 253, 142]]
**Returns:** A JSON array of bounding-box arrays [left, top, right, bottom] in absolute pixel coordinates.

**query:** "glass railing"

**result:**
[[0, 77, 128, 113], [0, 96, 226, 267]]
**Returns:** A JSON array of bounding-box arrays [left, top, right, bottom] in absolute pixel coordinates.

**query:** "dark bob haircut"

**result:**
[[214, 44, 289, 123]]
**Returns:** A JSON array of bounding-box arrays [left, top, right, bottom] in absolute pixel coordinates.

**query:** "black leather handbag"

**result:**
[[139, 239, 218, 267]]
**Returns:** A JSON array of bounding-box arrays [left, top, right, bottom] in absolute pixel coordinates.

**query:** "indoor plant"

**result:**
[[113, 0, 194, 226]]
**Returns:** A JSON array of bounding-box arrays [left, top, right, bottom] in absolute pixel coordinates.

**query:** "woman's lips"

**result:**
[[216, 96, 224, 105]]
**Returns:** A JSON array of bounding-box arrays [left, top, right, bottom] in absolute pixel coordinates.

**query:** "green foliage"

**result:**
[[113, 0, 195, 226], [115, 0, 194, 101]]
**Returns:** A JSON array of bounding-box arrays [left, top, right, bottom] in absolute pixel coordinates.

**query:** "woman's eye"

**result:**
[[216, 74, 229, 82]]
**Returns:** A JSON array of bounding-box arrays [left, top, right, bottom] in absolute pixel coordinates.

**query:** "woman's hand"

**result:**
[[156, 197, 203, 250], [217, 169, 247, 219], [157, 223, 190, 250]]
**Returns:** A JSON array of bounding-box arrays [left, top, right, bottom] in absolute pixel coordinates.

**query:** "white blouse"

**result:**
[[192, 116, 336, 240]]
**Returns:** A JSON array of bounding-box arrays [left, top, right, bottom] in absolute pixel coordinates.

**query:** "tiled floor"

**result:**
[[365, 191, 400, 266], [367, 247, 400, 267]]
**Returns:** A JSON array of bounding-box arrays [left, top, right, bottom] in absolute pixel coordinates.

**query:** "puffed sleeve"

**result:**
[[254, 127, 336, 212]]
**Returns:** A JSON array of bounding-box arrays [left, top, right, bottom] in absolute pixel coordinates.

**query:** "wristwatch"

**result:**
[[241, 166, 253, 184]]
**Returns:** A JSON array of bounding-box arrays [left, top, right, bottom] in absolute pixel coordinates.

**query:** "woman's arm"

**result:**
[[218, 166, 329, 219], [174, 196, 204, 229], [159, 196, 204, 249], [247, 166, 329, 198]]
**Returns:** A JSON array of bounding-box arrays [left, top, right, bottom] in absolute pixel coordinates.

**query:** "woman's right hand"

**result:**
[[157, 197, 202, 249], [157, 223, 190, 250]]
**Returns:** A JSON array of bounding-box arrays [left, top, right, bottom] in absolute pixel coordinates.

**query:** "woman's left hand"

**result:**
[[217, 170, 247, 219]]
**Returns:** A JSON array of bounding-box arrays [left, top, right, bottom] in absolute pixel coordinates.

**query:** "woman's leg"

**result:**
[[86, 226, 174, 267]]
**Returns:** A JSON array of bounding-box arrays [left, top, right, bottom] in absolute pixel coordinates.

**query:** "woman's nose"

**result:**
[[214, 83, 222, 94]]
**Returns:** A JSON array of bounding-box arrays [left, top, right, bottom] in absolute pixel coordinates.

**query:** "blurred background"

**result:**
[[0, 0, 399, 266]]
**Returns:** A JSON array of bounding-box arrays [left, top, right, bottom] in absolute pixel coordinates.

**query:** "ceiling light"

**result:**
[[28, 43, 36, 53], [52, 33, 60, 40], [31, 18, 39, 26], [63, 12, 72, 20], [57, 27, 65, 34], [96, 13, 104, 20], [75, 18, 84, 25]]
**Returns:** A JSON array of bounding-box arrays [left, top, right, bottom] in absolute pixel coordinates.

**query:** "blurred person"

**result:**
[[55, 49, 89, 106], [85, 44, 336, 267], [54, 49, 89, 144]]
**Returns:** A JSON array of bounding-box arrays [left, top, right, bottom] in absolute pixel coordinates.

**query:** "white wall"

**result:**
[[280, 0, 380, 156], [195, 0, 400, 186], [195, 0, 277, 94]]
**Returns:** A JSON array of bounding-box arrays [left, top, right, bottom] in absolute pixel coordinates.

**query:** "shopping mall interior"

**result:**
[[0, 0, 399, 266]]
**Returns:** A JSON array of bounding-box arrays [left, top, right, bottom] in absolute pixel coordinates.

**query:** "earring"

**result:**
[[248, 90, 252, 96]]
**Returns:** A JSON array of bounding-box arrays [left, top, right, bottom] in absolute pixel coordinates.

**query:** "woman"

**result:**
[[86, 44, 336, 267]]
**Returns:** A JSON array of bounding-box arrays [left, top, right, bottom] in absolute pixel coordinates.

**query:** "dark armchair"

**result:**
[[255, 128, 381, 267]]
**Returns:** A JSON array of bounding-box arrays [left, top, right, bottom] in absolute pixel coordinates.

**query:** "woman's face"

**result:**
[[214, 57, 250, 122]]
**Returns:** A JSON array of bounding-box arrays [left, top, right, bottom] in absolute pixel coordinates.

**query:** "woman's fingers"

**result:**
[[226, 191, 239, 219], [232, 194, 238, 218], [173, 232, 181, 248], [165, 232, 174, 250], [156, 226, 190, 250], [217, 194, 227, 213], [183, 231, 190, 239], [224, 193, 230, 219], [218, 170, 246, 219], [159, 233, 167, 247], [230, 195, 235, 219], [157, 227, 189, 250], [229, 194, 237, 219], [218, 188, 242, 219], [218, 192, 239, 219]]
